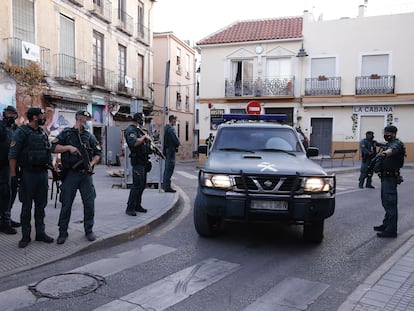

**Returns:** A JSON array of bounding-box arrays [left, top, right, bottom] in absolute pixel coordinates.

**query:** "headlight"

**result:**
[[303, 177, 333, 193], [200, 172, 233, 189]]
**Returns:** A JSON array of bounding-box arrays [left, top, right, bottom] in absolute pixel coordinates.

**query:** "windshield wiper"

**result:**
[[218, 148, 254, 153], [256, 148, 297, 156]]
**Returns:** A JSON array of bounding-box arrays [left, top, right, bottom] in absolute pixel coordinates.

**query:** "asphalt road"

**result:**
[[2, 163, 414, 311]]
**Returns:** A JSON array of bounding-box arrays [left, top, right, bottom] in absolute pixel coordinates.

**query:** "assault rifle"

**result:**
[[367, 145, 387, 177], [137, 126, 166, 160], [72, 131, 94, 174]]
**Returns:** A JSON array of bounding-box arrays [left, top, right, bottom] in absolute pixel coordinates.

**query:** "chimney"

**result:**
[[358, 1, 368, 17]]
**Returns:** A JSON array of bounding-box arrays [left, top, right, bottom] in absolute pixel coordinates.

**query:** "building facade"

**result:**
[[153, 32, 196, 160], [196, 6, 414, 161], [0, 0, 155, 164]]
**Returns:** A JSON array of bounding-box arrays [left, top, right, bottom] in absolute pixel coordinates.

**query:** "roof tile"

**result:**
[[197, 17, 303, 45]]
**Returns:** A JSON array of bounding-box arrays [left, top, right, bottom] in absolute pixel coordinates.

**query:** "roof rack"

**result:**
[[222, 114, 287, 123]]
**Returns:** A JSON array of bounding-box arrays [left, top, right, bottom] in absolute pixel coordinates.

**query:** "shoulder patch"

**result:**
[[96, 145, 102, 151], [52, 138, 59, 143], [10, 140, 16, 147], [129, 133, 136, 138]]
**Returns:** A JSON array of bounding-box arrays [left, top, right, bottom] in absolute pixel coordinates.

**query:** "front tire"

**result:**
[[303, 220, 324, 243], [193, 197, 222, 237]]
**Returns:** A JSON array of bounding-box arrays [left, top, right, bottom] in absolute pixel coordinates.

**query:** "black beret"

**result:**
[[4, 105, 17, 114], [384, 125, 398, 133], [169, 115, 177, 120], [132, 113, 143, 121], [366, 131, 374, 135]]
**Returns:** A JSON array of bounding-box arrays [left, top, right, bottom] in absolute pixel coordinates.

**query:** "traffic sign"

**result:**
[[246, 101, 261, 115]]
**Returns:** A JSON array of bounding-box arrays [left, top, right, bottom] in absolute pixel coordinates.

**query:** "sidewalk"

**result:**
[[0, 164, 179, 278], [1, 160, 414, 310]]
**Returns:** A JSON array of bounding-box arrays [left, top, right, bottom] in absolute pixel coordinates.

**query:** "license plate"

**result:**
[[251, 200, 288, 211]]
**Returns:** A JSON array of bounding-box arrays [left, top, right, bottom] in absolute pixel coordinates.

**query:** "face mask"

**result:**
[[4, 117, 16, 126], [383, 134, 392, 141], [84, 120, 92, 130], [37, 118, 46, 126]]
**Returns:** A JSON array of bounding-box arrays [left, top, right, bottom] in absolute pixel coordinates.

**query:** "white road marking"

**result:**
[[175, 170, 198, 180], [94, 258, 240, 311], [243, 277, 329, 311], [0, 244, 176, 311]]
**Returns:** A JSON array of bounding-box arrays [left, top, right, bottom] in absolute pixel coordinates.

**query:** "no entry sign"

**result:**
[[246, 101, 261, 114]]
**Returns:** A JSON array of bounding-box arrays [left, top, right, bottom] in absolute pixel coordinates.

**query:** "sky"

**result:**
[[153, 0, 414, 42]]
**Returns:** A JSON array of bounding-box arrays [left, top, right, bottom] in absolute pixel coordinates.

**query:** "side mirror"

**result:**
[[306, 147, 319, 158]]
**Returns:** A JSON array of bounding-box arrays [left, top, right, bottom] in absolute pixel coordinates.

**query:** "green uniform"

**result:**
[[51, 127, 101, 235], [8, 124, 51, 239]]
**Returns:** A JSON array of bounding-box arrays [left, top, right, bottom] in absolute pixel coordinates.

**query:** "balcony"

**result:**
[[90, 0, 112, 23], [65, 0, 83, 7], [114, 9, 133, 36], [3, 37, 50, 74], [355, 75, 395, 95], [117, 75, 137, 96], [225, 76, 294, 97], [305, 76, 341, 96], [54, 54, 87, 84], [90, 65, 116, 91], [135, 24, 150, 46]]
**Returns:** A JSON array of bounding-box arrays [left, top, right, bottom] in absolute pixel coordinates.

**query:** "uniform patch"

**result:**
[[10, 140, 16, 147], [96, 145, 102, 151], [129, 133, 136, 138], [52, 138, 59, 143]]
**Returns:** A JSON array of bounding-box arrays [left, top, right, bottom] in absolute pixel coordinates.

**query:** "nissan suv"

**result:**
[[194, 115, 336, 243]]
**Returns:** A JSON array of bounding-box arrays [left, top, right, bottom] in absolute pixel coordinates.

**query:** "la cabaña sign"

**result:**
[[353, 106, 393, 114]]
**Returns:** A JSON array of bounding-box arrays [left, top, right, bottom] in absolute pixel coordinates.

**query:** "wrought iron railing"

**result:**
[[355, 75, 395, 95], [90, 65, 115, 90], [305, 76, 341, 96], [225, 76, 294, 97], [55, 53, 87, 83], [65, 0, 83, 6], [135, 24, 150, 45], [114, 9, 133, 35], [90, 0, 112, 23], [3, 37, 50, 74]]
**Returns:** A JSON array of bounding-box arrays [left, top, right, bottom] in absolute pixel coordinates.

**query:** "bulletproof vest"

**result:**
[[381, 139, 405, 172], [125, 126, 150, 165], [0, 121, 12, 167], [60, 128, 93, 169], [19, 125, 50, 169]]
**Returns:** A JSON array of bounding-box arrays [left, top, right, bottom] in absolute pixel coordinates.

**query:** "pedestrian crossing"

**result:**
[[0, 243, 329, 311]]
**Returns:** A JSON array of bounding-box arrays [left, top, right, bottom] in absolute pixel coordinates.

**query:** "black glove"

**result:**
[[377, 152, 386, 159], [11, 176, 19, 191]]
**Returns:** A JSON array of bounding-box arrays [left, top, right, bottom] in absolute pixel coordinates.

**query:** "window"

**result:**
[[311, 57, 336, 78], [185, 86, 190, 111], [13, 0, 35, 42], [137, 53, 144, 96], [176, 91, 182, 109], [176, 47, 181, 73], [60, 14, 75, 78], [266, 58, 291, 78], [92, 31, 104, 86], [185, 121, 189, 141], [118, 44, 127, 91], [137, 2, 144, 35], [361, 54, 389, 76], [118, 0, 126, 22], [186, 54, 190, 77], [231, 60, 253, 96]]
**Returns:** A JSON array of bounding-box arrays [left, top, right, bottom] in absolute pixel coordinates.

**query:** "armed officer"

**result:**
[[9, 107, 54, 248], [358, 131, 378, 189], [51, 110, 101, 244], [162, 115, 180, 193], [124, 113, 152, 216], [373, 125, 405, 238], [0, 106, 18, 234]]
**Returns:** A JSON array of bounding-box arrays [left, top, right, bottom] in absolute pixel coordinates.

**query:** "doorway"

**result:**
[[310, 118, 333, 156]]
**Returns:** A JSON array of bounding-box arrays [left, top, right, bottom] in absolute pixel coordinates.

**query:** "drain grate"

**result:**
[[28, 272, 106, 299]]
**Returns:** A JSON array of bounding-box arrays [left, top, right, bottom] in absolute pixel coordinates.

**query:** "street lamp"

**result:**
[[296, 43, 308, 58]]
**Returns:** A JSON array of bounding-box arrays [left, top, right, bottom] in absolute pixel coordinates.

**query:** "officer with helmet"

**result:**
[[0, 106, 19, 234], [9, 107, 54, 248]]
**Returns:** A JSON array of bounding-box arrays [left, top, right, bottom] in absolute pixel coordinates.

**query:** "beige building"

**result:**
[[153, 32, 196, 160], [197, 6, 414, 161], [0, 0, 155, 164]]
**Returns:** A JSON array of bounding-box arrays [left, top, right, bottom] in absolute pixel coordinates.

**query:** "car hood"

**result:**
[[204, 151, 327, 175]]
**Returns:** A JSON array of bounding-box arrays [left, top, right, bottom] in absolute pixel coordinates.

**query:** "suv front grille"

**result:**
[[234, 176, 301, 193]]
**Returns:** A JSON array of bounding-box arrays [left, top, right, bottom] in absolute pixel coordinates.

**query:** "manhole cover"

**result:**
[[28, 272, 105, 299]]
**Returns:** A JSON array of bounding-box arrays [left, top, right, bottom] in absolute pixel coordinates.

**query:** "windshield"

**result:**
[[213, 127, 303, 153]]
